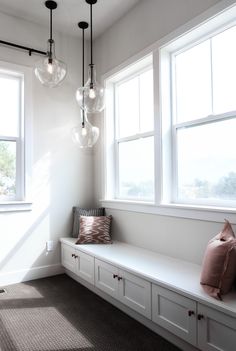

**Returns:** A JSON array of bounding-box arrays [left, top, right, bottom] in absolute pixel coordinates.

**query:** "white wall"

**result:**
[[0, 12, 94, 285], [93, 0, 235, 265]]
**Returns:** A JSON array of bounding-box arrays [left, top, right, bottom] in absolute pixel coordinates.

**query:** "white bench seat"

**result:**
[[60, 237, 236, 318]]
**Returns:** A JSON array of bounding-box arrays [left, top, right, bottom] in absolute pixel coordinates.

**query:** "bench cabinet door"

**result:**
[[118, 270, 151, 319], [152, 284, 197, 345], [75, 250, 95, 285], [61, 244, 76, 273], [198, 304, 236, 351], [95, 259, 119, 299]]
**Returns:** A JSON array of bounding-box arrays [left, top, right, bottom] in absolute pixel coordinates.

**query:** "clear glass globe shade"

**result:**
[[76, 65, 105, 113], [71, 113, 99, 148], [34, 40, 67, 88]]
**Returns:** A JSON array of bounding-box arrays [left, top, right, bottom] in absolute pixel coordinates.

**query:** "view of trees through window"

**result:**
[[120, 180, 154, 200], [179, 172, 236, 201], [0, 70, 21, 202], [0, 141, 16, 200]]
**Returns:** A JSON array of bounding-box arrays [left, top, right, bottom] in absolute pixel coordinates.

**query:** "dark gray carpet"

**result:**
[[0, 274, 181, 351]]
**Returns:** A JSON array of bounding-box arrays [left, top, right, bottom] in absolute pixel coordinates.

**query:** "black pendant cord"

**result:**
[[49, 9, 52, 60], [78, 21, 89, 127], [0, 40, 46, 56], [49, 8, 53, 61], [82, 27, 85, 87], [90, 3, 93, 66], [86, 0, 97, 91], [90, 3, 94, 86], [45, 1, 57, 61], [82, 26, 85, 127], [50, 8, 53, 42]]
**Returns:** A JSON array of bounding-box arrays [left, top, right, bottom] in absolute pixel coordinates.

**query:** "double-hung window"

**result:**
[[0, 61, 32, 210], [104, 2, 236, 220], [161, 9, 236, 209], [105, 57, 154, 202]]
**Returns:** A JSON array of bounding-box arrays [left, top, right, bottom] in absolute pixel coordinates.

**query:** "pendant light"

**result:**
[[34, 1, 67, 87], [72, 22, 99, 148], [75, 0, 105, 113]]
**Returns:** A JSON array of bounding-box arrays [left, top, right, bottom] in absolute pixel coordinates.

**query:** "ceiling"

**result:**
[[0, 0, 141, 38]]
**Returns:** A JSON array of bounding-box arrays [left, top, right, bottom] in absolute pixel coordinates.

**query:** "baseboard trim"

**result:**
[[65, 269, 199, 351], [0, 264, 64, 286]]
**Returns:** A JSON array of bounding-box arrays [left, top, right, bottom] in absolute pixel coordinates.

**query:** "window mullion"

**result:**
[[153, 50, 160, 205], [171, 53, 177, 125], [210, 37, 214, 115], [117, 131, 154, 144], [171, 53, 178, 204], [138, 74, 141, 133], [114, 84, 119, 139], [175, 110, 236, 130], [171, 125, 178, 203], [15, 137, 22, 200], [114, 140, 119, 199], [0, 136, 18, 142], [114, 82, 120, 198]]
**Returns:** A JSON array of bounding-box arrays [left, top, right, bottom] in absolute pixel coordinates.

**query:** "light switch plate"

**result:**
[[46, 240, 54, 251]]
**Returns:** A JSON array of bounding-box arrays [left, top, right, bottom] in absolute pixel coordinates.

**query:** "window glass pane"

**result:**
[[177, 118, 236, 202], [0, 141, 16, 200], [118, 136, 154, 201], [117, 76, 139, 138], [175, 40, 212, 123], [0, 75, 20, 137], [212, 25, 236, 114], [140, 69, 154, 132]]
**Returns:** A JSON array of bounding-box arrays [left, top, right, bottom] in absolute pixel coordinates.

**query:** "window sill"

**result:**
[[100, 199, 236, 224], [0, 201, 33, 212]]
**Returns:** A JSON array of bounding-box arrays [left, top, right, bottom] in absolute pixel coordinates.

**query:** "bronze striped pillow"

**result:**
[[72, 207, 105, 238], [76, 215, 112, 244]]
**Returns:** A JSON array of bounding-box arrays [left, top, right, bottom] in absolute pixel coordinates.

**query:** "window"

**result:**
[[104, 2, 236, 222], [0, 61, 32, 210], [105, 57, 154, 202], [165, 17, 236, 208]]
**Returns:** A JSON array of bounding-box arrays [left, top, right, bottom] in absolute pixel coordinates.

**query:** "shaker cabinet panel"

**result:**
[[95, 259, 151, 319], [61, 243, 94, 284], [119, 270, 151, 319], [198, 304, 236, 351], [61, 244, 76, 273], [95, 259, 119, 299], [75, 250, 94, 285], [152, 284, 197, 345]]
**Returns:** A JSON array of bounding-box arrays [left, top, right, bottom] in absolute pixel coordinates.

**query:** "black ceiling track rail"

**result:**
[[0, 39, 46, 56]]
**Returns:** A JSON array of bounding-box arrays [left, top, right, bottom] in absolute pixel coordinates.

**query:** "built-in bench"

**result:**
[[60, 237, 236, 351]]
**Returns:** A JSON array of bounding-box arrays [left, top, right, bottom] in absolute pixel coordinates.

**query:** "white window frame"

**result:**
[[0, 61, 32, 212], [104, 55, 155, 203], [102, 0, 236, 224], [172, 114, 236, 208], [169, 22, 236, 209], [114, 64, 154, 201]]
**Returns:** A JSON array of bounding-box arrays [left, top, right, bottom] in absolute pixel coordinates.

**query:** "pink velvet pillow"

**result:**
[[200, 220, 236, 300]]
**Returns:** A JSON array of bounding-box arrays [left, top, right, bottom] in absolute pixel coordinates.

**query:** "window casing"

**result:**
[[166, 20, 236, 208], [106, 57, 155, 202], [0, 61, 32, 211], [103, 1, 236, 222]]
